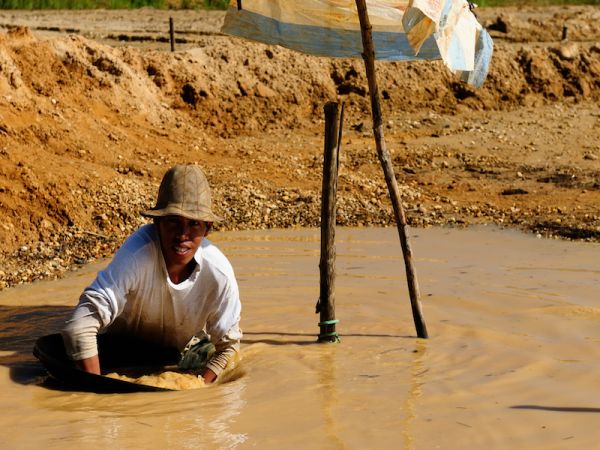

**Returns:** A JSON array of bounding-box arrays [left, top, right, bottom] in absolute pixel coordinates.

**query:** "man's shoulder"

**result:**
[[197, 239, 235, 280], [118, 224, 159, 258], [91, 224, 159, 287]]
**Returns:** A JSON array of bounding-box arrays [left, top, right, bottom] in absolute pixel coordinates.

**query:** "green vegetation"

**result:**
[[0, 0, 230, 9], [476, 0, 599, 5], [0, 0, 597, 9], [1, 0, 159, 8]]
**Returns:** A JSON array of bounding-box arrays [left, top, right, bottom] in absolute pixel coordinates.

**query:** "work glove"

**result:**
[[178, 335, 216, 371]]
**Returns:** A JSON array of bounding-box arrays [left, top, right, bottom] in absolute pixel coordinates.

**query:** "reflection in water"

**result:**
[[318, 344, 344, 450], [205, 381, 249, 449], [31, 377, 249, 448], [401, 339, 427, 450]]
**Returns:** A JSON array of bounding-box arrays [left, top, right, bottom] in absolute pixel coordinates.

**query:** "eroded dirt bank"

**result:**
[[0, 6, 599, 289]]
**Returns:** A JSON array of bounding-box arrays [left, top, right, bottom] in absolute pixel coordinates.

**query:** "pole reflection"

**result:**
[[401, 339, 428, 450]]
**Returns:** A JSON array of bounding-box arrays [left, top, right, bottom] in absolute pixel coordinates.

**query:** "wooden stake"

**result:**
[[354, 0, 428, 338], [169, 17, 175, 52], [318, 102, 342, 343]]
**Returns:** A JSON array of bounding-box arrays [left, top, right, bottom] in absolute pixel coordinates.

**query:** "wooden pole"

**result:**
[[318, 102, 342, 343], [169, 17, 175, 52], [354, 0, 428, 338]]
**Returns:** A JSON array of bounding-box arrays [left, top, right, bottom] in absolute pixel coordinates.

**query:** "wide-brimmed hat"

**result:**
[[142, 165, 223, 222]]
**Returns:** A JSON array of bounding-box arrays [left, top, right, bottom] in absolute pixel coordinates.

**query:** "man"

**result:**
[[61, 164, 242, 383]]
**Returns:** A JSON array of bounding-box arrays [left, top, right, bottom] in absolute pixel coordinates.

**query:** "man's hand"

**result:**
[[201, 368, 217, 384], [178, 335, 215, 370], [75, 355, 101, 375]]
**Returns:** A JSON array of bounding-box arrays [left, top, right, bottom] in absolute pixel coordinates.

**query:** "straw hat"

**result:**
[[142, 165, 222, 222]]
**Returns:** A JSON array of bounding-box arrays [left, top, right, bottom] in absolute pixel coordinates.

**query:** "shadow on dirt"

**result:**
[[533, 222, 600, 241]]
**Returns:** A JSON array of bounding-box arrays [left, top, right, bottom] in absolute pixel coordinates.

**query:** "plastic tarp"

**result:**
[[221, 0, 493, 87]]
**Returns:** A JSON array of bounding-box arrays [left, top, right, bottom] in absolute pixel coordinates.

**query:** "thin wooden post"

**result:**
[[169, 17, 175, 52], [354, 0, 428, 338], [317, 102, 342, 343]]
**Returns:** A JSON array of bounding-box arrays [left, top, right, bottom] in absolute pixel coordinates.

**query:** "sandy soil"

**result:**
[[0, 6, 599, 289]]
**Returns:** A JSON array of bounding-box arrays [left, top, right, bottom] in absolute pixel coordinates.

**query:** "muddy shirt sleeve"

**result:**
[[205, 323, 242, 377], [61, 303, 103, 360], [61, 240, 141, 360], [204, 267, 242, 376]]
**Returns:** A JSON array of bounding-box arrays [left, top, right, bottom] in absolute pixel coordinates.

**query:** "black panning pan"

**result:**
[[33, 333, 181, 393]]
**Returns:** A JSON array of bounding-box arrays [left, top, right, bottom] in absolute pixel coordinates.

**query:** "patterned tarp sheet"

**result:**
[[221, 0, 493, 86]]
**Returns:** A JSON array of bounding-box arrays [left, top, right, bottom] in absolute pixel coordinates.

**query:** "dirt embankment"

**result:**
[[0, 6, 599, 289]]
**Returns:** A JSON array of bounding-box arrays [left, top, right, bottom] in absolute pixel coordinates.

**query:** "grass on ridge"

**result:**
[[476, 0, 599, 6], [0, 0, 229, 9], [0, 0, 597, 10]]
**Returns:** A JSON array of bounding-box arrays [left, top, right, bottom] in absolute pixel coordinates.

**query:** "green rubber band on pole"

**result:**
[[319, 331, 339, 338], [318, 319, 339, 326], [318, 319, 340, 342], [318, 331, 341, 342]]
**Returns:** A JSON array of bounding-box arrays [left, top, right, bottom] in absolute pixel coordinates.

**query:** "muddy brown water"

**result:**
[[0, 226, 599, 449]]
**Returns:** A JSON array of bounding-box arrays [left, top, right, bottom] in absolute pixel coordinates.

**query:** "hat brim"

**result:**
[[141, 206, 223, 223]]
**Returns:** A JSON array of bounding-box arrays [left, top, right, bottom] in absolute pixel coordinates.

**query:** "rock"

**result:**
[[255, 84, 276, 98], [555, 42, 580, 61]]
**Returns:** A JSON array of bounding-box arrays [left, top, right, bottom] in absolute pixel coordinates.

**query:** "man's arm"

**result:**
[[201, 368, 217, 383], [75, 355, 101, 375], [203, 327, 241, 383], [202, 251, 242, 383], [61, 303, 103, 374], [62, 237, 142, 374]]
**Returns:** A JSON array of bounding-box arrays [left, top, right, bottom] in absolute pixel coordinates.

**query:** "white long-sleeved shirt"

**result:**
[[61, 224, 242, 376]]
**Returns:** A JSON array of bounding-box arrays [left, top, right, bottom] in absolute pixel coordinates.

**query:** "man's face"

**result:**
[[156, 215, 209, 269]]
